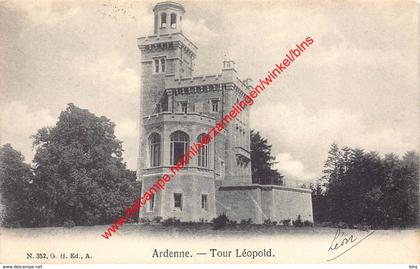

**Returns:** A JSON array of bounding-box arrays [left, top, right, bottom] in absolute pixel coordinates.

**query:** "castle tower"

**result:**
[[138, 2, 196, 118], [136, 1, 313, 225], [137, 2, 217, 222]]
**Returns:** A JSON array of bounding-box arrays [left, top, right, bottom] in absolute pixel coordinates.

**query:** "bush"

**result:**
[[228, 220, 237, 226], [152, 216, 162, 223], [293, 215, 303, 227], [161, 217, 181, 226], [282, 219, 291, 226], [140, 217, 151, 224], [264, 218, 277, 226], [336, 221, 349, 229], [63, 220, 75, 228], [264, 218, 273, 225], [239, 218, 253, 226], [212, 213, 229, 230], [303, 220, 313, 227], [355, 223, 370, 231]]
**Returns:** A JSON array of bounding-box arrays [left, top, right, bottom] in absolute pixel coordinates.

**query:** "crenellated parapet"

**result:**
[[165, 73, 250, 98], [137, 32, 197, 58]]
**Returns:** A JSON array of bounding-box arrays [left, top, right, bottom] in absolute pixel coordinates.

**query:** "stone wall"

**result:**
[[216, 184, 313, 224]]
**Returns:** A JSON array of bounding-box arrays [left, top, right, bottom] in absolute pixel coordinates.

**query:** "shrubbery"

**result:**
[[161, 217, 181, 226], [212, 213, 229, 230], [282, 219, 291, 226], [63, 220, 75, 228], [139, 217, 150, 224], [292, 215, 303, 227]]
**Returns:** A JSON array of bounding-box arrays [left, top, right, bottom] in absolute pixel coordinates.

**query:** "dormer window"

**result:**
[[160, 12, 167, 28], [170, 13, 177, 28]]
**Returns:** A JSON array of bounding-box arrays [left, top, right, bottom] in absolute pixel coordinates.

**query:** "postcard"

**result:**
[[0, 0, 418, 265]]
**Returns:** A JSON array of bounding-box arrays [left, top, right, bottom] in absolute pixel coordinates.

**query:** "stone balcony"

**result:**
[[143, 112, 215, 127], [142, 165, 214, 177]]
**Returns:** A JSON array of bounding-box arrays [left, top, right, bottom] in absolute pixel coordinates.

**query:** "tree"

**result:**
[[401, 151, 419, 226], [318, 143, 419, 228], [0, 144, 35, 227], [31, 103, 140, 226], [250, 130, 283, 185]]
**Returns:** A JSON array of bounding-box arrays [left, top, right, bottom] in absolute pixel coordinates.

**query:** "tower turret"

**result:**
[[153, 1, 185, 35]]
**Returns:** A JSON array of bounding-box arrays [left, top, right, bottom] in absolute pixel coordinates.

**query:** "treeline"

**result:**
[[0, 104, 140, 228], [312, 143, 419, 229]]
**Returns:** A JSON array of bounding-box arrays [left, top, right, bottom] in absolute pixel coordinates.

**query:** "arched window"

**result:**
[[149, 133, 161, 167], [161, 12, 167, 28], [170, 131, 189, 165], [170, 13, 177, 28], [197, 134, 209, 167]]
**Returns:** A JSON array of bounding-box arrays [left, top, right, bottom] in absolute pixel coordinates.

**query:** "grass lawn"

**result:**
[[2, 223, 415, 238]]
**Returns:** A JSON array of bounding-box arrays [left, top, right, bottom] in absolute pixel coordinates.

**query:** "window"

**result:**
[[170, 13, 177, 28], [149, 133, 161, 167], [154, 57, 166, 74], [180, 102, 188, 113], [154, 59, 159, 73], [170, 131, 189, 165], [211, 99, 219, 112], [220, 160, 225, 178], [201, 194, 208, 210], [148, 195, 155, 212], [154, 14, 158, 32], [174, 193, 182, 209], [160, 58, 166, 72], [160, 12, 167, 28], [197, 134, 209, 168]]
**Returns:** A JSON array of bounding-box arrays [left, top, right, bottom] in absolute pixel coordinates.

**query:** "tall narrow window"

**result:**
[[211, 99, 219, 112], [201, 194, 208, 210], [174, 193, 182, 209], [197, 134, 209, 168], [180, 102, 188, 113], [148, 195, 155, 212], [220, 160, 225, 178], [170, 131, 189, 165], [149, 133, 161, 167], [160, 58, 166, 72], [154, 14, 158, 33], [154, 59, 159, 73], [160, 12, 167, 28], [170, 13, 177, 28]]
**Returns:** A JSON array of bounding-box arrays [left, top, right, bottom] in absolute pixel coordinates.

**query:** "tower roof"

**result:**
[[153, 1, 185, 13]]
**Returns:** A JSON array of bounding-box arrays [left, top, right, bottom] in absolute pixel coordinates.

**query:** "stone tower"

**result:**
[[137, 1, 219, 221], [136, 1, 313, 224]]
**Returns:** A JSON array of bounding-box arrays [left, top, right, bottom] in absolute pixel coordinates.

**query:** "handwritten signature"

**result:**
[[326, 228, 375, 261]]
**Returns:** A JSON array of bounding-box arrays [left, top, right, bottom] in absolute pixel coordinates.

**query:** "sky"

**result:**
[[1, 0, 419, 182]]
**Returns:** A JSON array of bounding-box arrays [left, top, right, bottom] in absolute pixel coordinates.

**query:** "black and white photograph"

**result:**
[[0, 0, 419, 266]]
